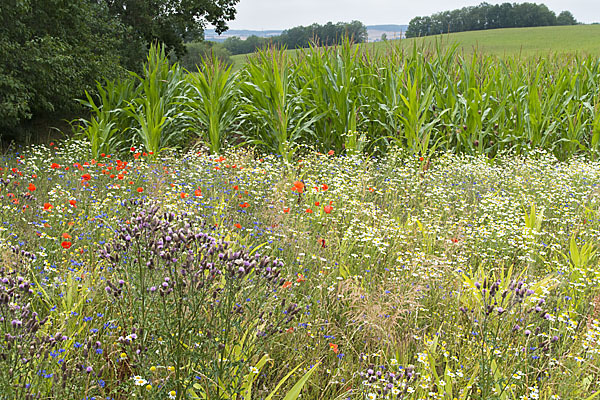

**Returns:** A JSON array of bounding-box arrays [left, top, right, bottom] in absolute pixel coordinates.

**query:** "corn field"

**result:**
[[77, 41, 600, 160]]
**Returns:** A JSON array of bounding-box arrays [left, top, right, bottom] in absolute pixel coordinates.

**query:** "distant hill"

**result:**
[[204, 25, 408, 42], [229, 25, 600, 70]]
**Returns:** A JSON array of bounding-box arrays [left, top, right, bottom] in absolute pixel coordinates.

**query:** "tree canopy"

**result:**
[[0, 0, 239, 136], [406, 2, 578, 38], [221, 21, 368, 55]]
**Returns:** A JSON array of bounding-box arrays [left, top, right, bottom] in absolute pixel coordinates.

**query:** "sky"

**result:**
[[224, 0, 599, 30]]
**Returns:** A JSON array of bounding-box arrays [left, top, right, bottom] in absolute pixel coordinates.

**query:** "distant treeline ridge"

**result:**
[[406, 2, 577, 37], [219, 21, 368, 55]]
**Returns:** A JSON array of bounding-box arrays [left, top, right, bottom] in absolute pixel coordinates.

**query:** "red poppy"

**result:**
[[194, 189, 202, 197], [43, 203, 53, 211], [69, 200, 76, 207], [180, 192, 188, 198], [136, 187, 144, 193], [324, 205, 333, 214], [28, 183, 36, 192], [234, 223, 242, 229], [282, 281, 292, 289], [233, 185, 239, 190], [82, 173, 91, 181], [296, 273, 305, 283], [314, 201, 320, 206], [329, 343, 339, 354], [291, 180, 305, 194], [283, 207, 290, 213], [62, 233, 72, 239], [61, 241, 72, 249], [305, 208, 313, 213], [239, 202, 249, 208], [321, 184, 329, 191], [327, 150, 335, 156], [419, 156, 424, 161]]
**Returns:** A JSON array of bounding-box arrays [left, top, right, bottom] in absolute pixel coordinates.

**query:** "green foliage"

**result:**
[[0, 0, 128, 133], [180, 42, 233, 71], [103, 0, 241, 60]]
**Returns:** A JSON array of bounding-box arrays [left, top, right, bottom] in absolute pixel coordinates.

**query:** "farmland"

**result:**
[[231, 24, 600, 69], [1, 29, 600, 400]]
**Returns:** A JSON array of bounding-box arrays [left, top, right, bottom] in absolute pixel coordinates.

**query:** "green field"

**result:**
[[231, 24, 600, 69]]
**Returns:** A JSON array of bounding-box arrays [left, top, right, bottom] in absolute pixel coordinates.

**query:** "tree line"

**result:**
[[406, 2, 577, 37], [220, 21, 368, 55]]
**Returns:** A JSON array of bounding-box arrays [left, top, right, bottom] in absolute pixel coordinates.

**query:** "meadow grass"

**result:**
[[1, 140, 600, 399]]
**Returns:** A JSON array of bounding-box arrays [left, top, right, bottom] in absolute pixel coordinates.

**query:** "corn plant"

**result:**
[[185, 54, 239, 154], [239, 47, 318, 163], [127, 43, 191, 156]]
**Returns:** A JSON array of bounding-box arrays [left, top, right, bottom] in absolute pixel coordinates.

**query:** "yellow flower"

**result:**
[[146, 384, 152, 390], [150, 366, 156, 372]]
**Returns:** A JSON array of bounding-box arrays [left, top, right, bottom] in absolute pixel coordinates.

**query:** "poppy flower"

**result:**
[[419, 156, 424, 161], [61, 241, 72, 249], [324, 205, 333, 214], [321, 184, 329, 191], [239, 202, 249, 208], [305, 208, 313, 213], [329, 343, 339, 353], [234, 223, 242, 229], [180, 192, 188, 198], [327, 150, 335, 156], [62, 233, 72, 239], [291, 180, 305, 194], [282, 281, 293, 289], [136, 187, 144, 193], [194, 189, 202, 197], [43, 203, 53, 211], [283, 207, 290, 213], [296, 273, 305, 283], [82, 173, 91, 181], [28, 183, 36, 192], [233, 185, 239, 190], [69, 200, 76, 207]]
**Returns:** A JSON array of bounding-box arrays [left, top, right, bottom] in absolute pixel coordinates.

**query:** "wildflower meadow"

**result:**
[[1, 43, 600, 400]]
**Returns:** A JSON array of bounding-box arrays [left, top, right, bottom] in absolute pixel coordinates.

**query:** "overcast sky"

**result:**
[[225, 0, 599, 30]]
